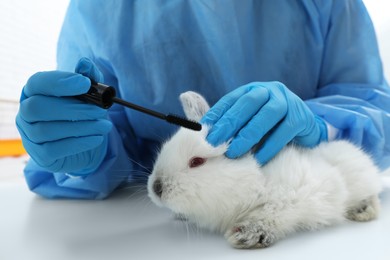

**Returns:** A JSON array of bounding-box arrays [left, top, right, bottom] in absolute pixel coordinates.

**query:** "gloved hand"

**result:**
[[16, 58, 113, 174], [201, 81, 328, 165]]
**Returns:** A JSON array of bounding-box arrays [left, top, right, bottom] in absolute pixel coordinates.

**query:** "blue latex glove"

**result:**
[[201, 82, 328, 165], [16, 58, 113, 174]]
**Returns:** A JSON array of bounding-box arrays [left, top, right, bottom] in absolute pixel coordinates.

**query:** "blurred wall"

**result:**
[[0, 0, 69, 101], [364, 0, 390, 80]]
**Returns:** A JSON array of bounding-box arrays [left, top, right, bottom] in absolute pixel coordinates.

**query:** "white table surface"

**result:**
[[1, 158, 390, 260]]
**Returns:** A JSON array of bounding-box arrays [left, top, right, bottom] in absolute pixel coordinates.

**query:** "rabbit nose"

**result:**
[[153, 178, 163, 198]]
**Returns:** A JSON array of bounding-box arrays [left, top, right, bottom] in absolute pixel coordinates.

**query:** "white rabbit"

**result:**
[[147, 91, 382, 249]]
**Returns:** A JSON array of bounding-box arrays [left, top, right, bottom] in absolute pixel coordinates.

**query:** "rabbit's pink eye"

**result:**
[[189, 157, 206, 168]]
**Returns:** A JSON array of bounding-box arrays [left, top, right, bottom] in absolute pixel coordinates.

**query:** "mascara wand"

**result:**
[[77, 82, 202, 131]]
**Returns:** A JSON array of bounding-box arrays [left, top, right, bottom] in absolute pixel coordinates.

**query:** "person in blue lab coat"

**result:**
[[16, 0, 390, 199]]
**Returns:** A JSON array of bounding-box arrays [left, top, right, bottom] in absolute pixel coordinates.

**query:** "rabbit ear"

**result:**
[[179, 91, 210, 122]]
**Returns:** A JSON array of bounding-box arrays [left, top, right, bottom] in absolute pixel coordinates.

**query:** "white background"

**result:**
[[0, 0, 69, 101]]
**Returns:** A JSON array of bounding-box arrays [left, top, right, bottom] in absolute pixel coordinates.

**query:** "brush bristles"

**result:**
[[166, 114, 202, 131]]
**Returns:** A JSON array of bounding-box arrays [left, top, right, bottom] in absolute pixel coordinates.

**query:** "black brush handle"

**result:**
[[111, 96, 166, 120], [77, 82, 202, 131], [112, 97, 202, 131], [77, 82, 116, 109]]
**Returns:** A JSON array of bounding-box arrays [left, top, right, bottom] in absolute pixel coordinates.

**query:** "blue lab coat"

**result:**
[[24, 0, 390, 199]]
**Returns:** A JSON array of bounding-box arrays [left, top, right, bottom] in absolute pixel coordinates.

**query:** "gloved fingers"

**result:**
[[19, 95, 107, 123], [22, 135, 105, 168], [253, 119, 298, 165], [23, 71, 91, 98], [225, 114, 276, 159], [43, 157, 86, 173], [201, 83, 259, 126], [224, 89, 288, 158], [205, 86, 270, 146], [16, 116, 112, 144], [75, 57, 104, 83], [293, 116, 328, 147], [46, 139, 107, 173], [47, 154, 98, 173]]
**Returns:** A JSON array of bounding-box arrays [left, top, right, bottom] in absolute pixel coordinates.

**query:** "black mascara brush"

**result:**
[[77, 82, 202, 131]]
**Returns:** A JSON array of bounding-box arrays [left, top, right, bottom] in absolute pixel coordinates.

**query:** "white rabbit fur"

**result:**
[[147, 91, 382, 249]]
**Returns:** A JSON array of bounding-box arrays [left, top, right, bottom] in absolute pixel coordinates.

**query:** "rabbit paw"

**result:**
[[225, 220, 276, 249], [346, 195, 380, 222]]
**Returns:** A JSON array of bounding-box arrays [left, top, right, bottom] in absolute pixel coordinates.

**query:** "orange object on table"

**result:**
[[0, 139, 26, 157]]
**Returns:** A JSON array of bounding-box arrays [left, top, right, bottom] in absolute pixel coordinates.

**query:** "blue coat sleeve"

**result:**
[[305, 0, 390, 170]]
